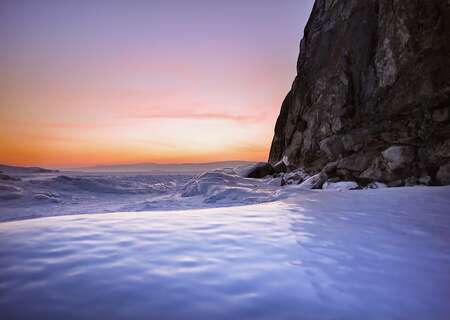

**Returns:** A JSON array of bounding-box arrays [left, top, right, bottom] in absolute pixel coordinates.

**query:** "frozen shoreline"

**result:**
[[1, 166, 449, 222]]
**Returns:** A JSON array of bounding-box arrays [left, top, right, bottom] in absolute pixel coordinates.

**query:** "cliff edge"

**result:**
[[269, 0, 450, 186]]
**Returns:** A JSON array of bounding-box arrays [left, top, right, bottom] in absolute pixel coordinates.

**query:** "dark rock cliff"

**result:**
[[269, 0, 450, 186]]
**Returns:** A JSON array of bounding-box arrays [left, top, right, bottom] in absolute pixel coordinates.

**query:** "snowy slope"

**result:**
[[1, 186, 449, 319]]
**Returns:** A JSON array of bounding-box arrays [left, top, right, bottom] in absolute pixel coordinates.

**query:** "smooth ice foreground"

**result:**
[[1, 186, 450, 319]]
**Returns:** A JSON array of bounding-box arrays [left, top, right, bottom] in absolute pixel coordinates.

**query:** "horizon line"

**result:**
[[0, 159, 263, 170]]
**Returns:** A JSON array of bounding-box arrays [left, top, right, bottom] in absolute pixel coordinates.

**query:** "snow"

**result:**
[[273, 155, 290, 167], [0, 186, 449, 319]]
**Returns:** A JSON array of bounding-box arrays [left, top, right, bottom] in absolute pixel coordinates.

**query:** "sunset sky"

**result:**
[[1, 0, 314, 168]]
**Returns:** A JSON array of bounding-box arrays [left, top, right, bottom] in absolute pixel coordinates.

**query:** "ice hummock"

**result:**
[[0, 166, 301, 221]]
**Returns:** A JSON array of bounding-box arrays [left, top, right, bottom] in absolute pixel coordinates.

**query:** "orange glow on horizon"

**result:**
[[0, 137, 269, 168], [0, 116, 273, 168], [0, 0, 314, 168]]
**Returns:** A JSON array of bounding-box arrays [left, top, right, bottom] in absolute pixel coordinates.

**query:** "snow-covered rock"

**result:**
[[298, 172, 327, 189], [280, 169, 309, 186], [366, 181, 388, 189], [242, 162, 274, 178], [323, 181, 359, 191], [436, 163, 450, 185], [382, 146, 415, 171]]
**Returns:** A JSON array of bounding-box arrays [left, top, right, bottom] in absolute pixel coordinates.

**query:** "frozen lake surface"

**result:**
[[1, 186, 449, 319]]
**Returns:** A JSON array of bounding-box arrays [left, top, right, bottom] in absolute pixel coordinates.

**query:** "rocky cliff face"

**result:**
[[269, 0, 450, 186]]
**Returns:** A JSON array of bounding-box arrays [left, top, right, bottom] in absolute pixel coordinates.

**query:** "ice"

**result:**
[[0, 186, 449, 319], [1, 167, 450, 318], [50, 175, 165, 194], [32, 193, 60, 202], [0, 184, 23, 200], [181, 169, 279, 205], [323, 181, 359, 191], [0, 168, 289, 221], [0, 173, 193, 221], [0, 184, 23, 193]]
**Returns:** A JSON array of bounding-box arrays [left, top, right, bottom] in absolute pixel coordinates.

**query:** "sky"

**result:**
[[0, 0, 315, 168]]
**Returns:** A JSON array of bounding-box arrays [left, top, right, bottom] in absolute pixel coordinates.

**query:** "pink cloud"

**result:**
[[131, 111, 253, 122]]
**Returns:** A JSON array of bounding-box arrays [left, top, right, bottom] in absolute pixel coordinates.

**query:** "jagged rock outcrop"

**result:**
[[269, 0, 450, 186], [244, 162, 275, 179]]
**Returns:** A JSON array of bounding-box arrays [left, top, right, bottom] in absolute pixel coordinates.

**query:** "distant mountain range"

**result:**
[[70, 161, 255, 173], [0, 164, 59, 174], [0, 161, 256, 175]]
